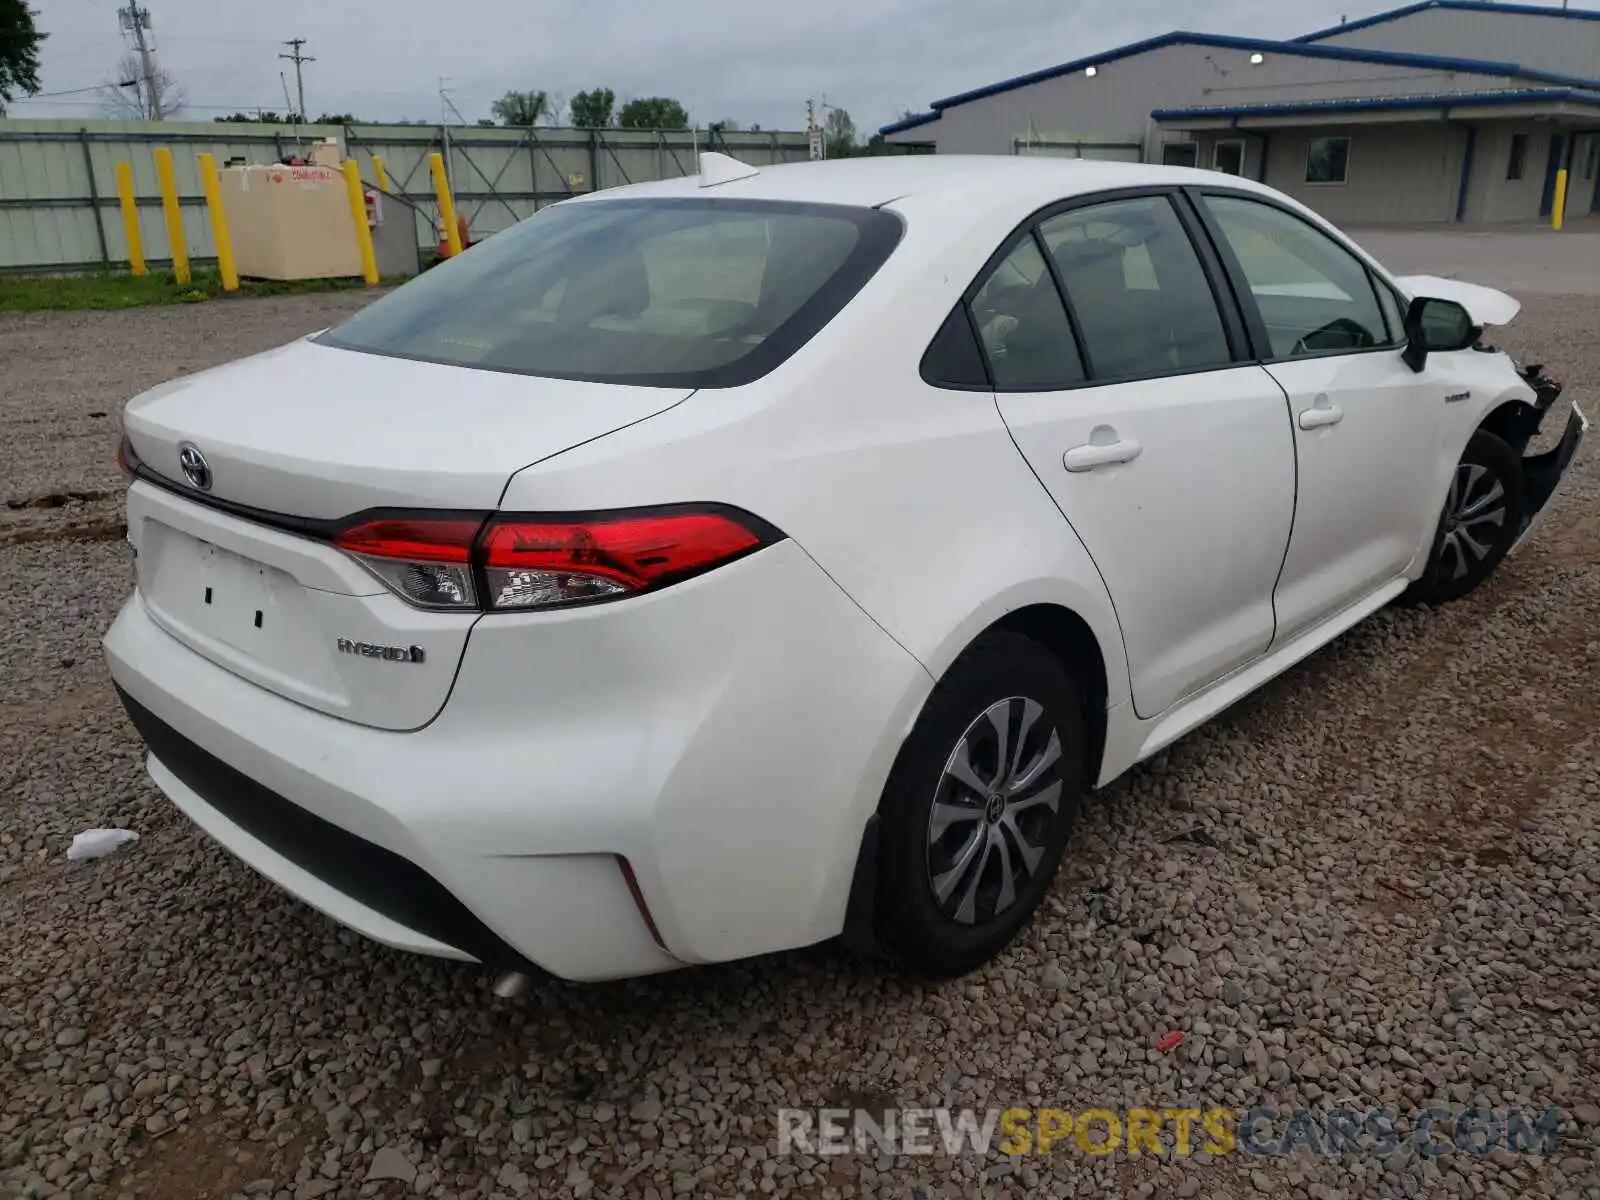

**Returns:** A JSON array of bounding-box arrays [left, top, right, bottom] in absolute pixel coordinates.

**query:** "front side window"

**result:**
[[1306, 137, 1351, 185], [968, 236, 1085, 389], [317, 198, 902, 388], [1039, 196, 1233, 381], [1375, 278, 1407, 344], [1203, 194, 1389, 358]]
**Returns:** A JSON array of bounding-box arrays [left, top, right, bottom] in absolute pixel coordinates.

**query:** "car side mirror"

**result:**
[[1402, 296, 1477, 372]]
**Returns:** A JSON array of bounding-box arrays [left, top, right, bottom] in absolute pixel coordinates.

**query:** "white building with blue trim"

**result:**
[[882, 1, 1600, 224]]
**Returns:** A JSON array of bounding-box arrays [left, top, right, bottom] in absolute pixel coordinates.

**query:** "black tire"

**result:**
[[1407, 430, 1526, 606], [874, 631, 1084, 977]]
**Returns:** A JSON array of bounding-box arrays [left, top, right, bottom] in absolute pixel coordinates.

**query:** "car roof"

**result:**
[[568, 154, 1277, 213]]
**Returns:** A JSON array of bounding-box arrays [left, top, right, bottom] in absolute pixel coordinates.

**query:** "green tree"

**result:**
[[618, 96, 688, 131], [0, 0, 44, 114], [213, 112, 294, 123], [569, 87, 615, 128], [491, 88, 550, 126], [824, 107, 858, 159], [315, 112, 361, 125]]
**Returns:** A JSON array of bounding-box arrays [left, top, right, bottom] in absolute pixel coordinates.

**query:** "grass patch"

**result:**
[[0, 269, 399, 314]]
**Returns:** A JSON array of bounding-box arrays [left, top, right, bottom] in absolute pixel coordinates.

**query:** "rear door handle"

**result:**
[[1063, 432, 1142, 473], [1298, 398, 1344, 430]]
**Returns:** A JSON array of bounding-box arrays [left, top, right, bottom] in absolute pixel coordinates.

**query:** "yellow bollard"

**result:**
[[429, 152, 463, 257], [113, 162, 147, 276], [152, 147, 189, 284], [370, 154, 390, 193], [342, 160, 381, 286], [196, 154, 239, 292], [1553, 167, 1569, 231]]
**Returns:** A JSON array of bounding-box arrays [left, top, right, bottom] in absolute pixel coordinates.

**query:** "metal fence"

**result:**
[[0, 118, 812, 275]]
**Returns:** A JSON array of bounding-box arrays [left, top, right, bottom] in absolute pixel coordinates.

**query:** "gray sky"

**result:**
[[20, 0, 1355, 132]]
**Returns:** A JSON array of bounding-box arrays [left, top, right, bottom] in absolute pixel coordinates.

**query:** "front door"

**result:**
[[1195, 191, 1444, 640], [980, 193, 1296, 718]]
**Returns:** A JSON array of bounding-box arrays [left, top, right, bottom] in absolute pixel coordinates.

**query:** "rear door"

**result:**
[[986, 191, 1297, 718], [1192, 190, 1443, 641]]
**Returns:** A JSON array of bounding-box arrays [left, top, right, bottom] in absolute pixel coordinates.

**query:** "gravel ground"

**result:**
[[2, 292, 1598, 1200]]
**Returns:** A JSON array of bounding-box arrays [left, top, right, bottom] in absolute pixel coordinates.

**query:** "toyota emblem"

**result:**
[[178, 443, 212, 491]]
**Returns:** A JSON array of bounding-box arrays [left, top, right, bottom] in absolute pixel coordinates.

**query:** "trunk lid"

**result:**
[[122, 338, 692, 731], [123, 337, 692, 517]]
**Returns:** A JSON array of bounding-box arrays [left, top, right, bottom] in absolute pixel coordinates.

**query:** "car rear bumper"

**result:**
[[104, 539, 930, 981]]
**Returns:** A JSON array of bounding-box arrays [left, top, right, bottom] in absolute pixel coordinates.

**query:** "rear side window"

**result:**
[[317, 198, 902, 388], [968, 236, 1086, 389], [921, 306, 990, 388], [1039, 196, 1233, 381], [1202, 194, 1389, 358]]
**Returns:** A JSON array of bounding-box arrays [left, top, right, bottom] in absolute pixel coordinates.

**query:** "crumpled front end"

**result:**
[[1499, 361, 1588, 553]]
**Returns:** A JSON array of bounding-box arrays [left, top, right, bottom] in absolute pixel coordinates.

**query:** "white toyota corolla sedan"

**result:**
[[105, 154, 1585, 984]]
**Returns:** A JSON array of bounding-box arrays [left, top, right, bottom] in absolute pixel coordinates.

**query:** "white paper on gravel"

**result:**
[[66, 829, 140, 860]]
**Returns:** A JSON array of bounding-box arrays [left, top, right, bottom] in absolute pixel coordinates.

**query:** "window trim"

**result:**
[[1304, 136, 1352, 186], [1213, 139, 1248, 176], [1185, 185, 1404, 366], [933, 185, 1254, 394], [1161, 141, 1200, 168]]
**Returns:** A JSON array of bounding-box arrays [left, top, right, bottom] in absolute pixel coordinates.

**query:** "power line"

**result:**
[[7, 97, 282, 111], [19, 84, 109, 99]]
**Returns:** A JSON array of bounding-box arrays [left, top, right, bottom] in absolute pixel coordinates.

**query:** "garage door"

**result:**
[[1012, 137, 1143, 162]]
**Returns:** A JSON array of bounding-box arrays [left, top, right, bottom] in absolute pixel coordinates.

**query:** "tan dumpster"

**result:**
[[221, 163, 363, 281]]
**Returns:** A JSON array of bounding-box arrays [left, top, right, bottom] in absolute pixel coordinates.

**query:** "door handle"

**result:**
[[1298, 399, 1344, 430], [1063, 430, 1142, 473]]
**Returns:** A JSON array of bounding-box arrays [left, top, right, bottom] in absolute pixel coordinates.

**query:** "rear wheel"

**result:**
[[1409, 431, 1525, 605], [874, 632, 1083, 977]]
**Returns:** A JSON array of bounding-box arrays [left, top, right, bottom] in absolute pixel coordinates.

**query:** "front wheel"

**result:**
[[874, 632, 1084, 977], [1408, 430, 1526, 605]]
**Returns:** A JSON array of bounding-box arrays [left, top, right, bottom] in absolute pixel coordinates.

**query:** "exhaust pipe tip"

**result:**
[[491, 970, 532, 999]]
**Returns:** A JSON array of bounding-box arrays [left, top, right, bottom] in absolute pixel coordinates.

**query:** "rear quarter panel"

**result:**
[[497, 190, 1131, 703]]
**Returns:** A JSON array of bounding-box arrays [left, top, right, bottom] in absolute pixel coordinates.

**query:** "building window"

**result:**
[[1305, 136, 1350, 185], [1162, 143, 1198, 168], [1585, 139, 1598, 181], [1214, 139, 1246, 176], [1507, 133, 1528, 181]]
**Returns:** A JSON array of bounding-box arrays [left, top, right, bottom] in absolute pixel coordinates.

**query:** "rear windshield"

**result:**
[[317, 197, 903, 388]]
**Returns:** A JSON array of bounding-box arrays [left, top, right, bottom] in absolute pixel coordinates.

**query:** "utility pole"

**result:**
[[279, 39, 315, 120], [117, 3, 161, 120], [807, 98, 823, 161]]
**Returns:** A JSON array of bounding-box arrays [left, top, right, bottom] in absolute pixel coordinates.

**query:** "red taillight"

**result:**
[[334, 516, 484, 611], [479, 512, 762, 610], [334, 517, 482, 563], [331, 507, 776, 613]]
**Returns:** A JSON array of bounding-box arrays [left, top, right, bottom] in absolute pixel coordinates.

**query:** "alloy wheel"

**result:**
[[925, 696, 1065, 926], [1438, 462, 1508, 581]]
